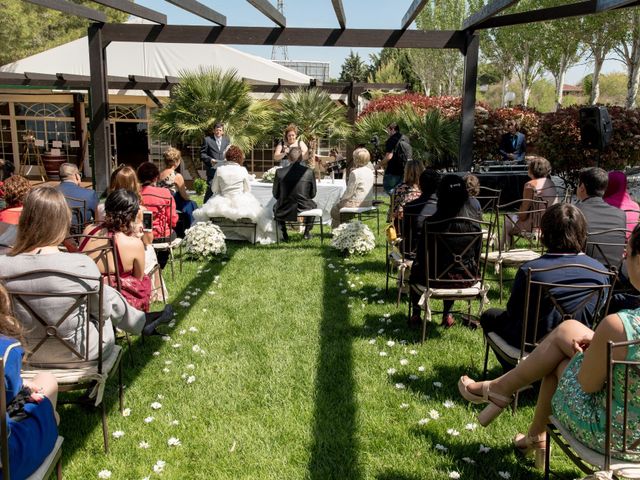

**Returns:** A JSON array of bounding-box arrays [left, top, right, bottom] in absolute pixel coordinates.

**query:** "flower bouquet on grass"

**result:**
[[331, 220, 376, 256], [261, 166, 280, 183], [183, 222, 227, 259]]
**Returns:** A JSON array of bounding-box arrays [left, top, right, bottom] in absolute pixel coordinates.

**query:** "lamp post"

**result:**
[[504, 91, 516, 107]]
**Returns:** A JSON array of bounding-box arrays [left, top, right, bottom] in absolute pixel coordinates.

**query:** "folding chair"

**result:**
[[483, 263, 616, 410], [141, 192, 182, 279], [475, 186, 501, 250], [410, 217, 493, 343], [63, 195, 88, 236], [276, 209, 324, 244], [483, 198, 548, 302], [2, 270, 124, 454], [0, 343, 63, 480], [585, 228, 628, 273], [545, 338, 640, 479]]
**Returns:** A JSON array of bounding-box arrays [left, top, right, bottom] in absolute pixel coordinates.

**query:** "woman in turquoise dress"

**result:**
[[0, 284, 59, 479], [457, 221, 640, 469]]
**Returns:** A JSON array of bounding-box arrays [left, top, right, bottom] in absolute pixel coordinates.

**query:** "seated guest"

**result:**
[[0, 283, 59, 479], [0, 175, 31, 225], [408, 175, 481, 329], [482, 203, 610, 370], [138, 162, 178, 269], [498, 120, 526, 163], [0, 222, 16, 254], [56, 162, 99, 226], [603, 170, 639, 239], [273, 147, 317, 241], [157, 147, 198, 236], [0, 186, 172, 365], [402, 169, 440, 255], [503, 157, 558, 249], [193, 146, 274, 243], [389, 160, 424, 227], [81, 189, 152, 312], [458, 224, 640, 463], [330, 147, 374, 228], [575, 167, 626, 266], [0, 158, 15, 210], [463, 173, 483, 220]]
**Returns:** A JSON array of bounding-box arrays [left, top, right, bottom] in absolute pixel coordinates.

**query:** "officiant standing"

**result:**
[[201, 122, 230, 202]]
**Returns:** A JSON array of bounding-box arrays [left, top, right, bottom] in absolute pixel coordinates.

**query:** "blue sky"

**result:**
[[136, 0, 620, 84]]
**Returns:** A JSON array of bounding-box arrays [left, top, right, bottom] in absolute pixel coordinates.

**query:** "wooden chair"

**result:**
[[482, 198, 548, 302], [545, 338, 640, 479], [483, 263, 616, 410], [410, 217, 492, 343], [141, 192, 182, 279], [2, 270, 124, 453], [0, 343, 63, 480]]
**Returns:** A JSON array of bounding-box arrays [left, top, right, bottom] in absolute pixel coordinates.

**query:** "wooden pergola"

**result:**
[[18, 0, 640, 192]]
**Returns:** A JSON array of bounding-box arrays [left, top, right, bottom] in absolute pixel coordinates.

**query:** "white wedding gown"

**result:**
[[193, 162, 276, 244]]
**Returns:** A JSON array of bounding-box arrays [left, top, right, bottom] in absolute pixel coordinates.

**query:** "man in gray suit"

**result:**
[[200, 122, 230, 202], [273, 147, 317, 241]]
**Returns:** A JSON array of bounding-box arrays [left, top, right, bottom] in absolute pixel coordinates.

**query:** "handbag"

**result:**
[[385, 223, 397, 243]]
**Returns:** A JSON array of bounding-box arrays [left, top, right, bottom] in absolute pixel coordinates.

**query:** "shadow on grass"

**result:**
[[57, 244, 240, 458], [308, 245, 361, 479]]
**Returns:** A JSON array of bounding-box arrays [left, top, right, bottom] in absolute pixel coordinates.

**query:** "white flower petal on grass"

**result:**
[[377, 328, 385, 334], [435, 444, 448, 452], [409, 349, 418, 355], [449, 472, 461, 479], [394, 383, 406, 390], [386, 368, 397, 375], [153, 460, 166, 473], [122, 408, 131, 417], [383, 313, 390, 318], [162, 368, 170, 373], [400, 403, 409, 409], [170, 420, 179, 426], [151, 402, 162, 410], [167, 437, 181, 447], [172, 343, 182, 349], [446, 428, 460, 436], [386, 340, 395, 347], [341, 289, 347, 294], [186, 375, 196, 384], [418, 418, 429, 425], [462, 457, 476, 464], [188, 327, 198, 332], [443, 400, 455, 408], [179, 330, 186, 335], [418, 366, 426, 372], [161, 336, 171, 342], [498, 472, 511, 479], [157, 394, 164, 399], [429, 409, 440, 419], [98, 470, 112, 478], [144, 416, 155, 423], [186, 364, 195, 369], [368, 339, 376, 345], [433, 381, 442, 388], [465, 423, 478, 431], [152, 351, 160, 356], [192, 345, 202, 353], [377, 299, 384, 304], [479, 444, 491, 454], [139, 441, 150, 449], [379, 351, 388, 357], [112, 430, 124, 439], [408, 374, 419, 381], [164, 360, 172, 365], [399, 359, 409, 366]]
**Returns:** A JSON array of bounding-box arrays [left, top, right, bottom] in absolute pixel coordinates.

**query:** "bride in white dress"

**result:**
[[193, 145, 275, 244]]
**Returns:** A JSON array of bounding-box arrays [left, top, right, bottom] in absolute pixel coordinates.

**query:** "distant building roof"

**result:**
[[562, 84, 583, 94]]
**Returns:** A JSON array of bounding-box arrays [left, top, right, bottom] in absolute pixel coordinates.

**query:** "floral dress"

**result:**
[[389, 183, 421, 224], [551, 309, 640, 460]]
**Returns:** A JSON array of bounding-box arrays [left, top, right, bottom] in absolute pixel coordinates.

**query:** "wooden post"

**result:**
[[459, 33, 479, 172]]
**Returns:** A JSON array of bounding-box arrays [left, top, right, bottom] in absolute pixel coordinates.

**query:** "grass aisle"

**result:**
[[57, 216, 582, 479]]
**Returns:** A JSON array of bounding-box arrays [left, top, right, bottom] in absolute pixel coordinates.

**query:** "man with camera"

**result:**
[[377, 123, 412, 195]]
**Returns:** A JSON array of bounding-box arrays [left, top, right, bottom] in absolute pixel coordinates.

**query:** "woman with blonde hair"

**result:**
[[330, 148, 375, 227], [158, 147, 197, 232]]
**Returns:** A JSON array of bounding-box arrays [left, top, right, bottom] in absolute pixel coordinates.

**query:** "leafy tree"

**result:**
[[0, 0, 127, 65], [338, 51, 369, 82], [370, 48, 421, 89], [368, 61, 404, 84], [613, 8, 640, 108], [477, 63, 502, 86]]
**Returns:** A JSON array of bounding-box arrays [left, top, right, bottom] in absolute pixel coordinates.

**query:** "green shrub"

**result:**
[[193, 178, 207, 195]]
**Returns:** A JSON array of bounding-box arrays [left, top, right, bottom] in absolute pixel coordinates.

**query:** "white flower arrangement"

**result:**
[[183, 222, 227, 259], [331, 220, 376, 256], [261, 166, 280, 183]]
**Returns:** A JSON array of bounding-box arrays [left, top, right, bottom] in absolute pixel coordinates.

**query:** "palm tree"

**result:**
[[151, 67, 274, 155], [274, 87, 352, 161]]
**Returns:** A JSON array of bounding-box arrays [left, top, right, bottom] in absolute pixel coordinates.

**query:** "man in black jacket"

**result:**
[[273, 147, 317, 241], [200, 122, 230, 202]]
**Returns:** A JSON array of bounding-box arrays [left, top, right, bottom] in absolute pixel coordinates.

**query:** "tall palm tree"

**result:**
[[151, 67, 274, 154]]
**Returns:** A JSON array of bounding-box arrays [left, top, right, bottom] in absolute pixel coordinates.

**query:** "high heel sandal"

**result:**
[[477, 389, 513, 426], [513, 433, 547, 469], [458, 376, 491, 404]]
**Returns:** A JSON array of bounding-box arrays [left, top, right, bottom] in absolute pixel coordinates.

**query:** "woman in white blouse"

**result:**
[[330, 148, 375, 227]]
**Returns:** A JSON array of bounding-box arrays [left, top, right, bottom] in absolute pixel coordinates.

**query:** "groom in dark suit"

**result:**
[[273, 147, 317, 241], [200, 122, 230, 202], [499, 120, 526, 163]]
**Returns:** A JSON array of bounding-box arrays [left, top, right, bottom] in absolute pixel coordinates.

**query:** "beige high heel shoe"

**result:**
[[476, 388, 513, 426], [513, 433, 547, 469]]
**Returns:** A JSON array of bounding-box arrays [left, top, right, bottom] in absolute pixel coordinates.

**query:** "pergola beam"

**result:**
[[163, 0, 226, 26], [246, 0, 286, 28], [463, 0, 519, 30], [91, 0, 167, 24], [23, 0, 107, 22], [331, 0, 346, 29], [100, 24, 466, 49], [401, 0, 428, 30]]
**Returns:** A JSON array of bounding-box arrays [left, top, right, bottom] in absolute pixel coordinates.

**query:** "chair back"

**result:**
[[398, 211, 427, 260], [423, 216, 492, 289], [141, 191, 174, 240], [0, 341, 19, 479], [67, 233, 122, 292], [585, 228, 628, 273], [1, 269, 105, 371], [64, 195, 88, 235], [496, 197, 548, 252], [476, 186, 502, 216], [604, 338, 640, 470], [520, 264, 616, 358]]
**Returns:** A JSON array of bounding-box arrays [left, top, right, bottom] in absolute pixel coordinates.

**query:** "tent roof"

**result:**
[[0, 36, 311, 85]]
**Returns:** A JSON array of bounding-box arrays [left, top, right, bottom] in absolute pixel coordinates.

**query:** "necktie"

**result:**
[[216, 138, 221, 150], [512, 135, 517, 149]]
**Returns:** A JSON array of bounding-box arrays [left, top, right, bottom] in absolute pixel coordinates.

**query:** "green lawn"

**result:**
[[56, 201, 583, 479]]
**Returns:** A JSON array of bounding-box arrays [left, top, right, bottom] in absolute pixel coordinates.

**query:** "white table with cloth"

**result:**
[[249, 179, 346, 225]]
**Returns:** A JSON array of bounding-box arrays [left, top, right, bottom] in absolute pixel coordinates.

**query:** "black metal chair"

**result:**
[[545, 338, 640, 479], [141, 192, 182, 279]]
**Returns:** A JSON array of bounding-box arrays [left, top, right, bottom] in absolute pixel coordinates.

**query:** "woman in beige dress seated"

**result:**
[[330, 148, 375, 228], [503, 156, 559, 249]]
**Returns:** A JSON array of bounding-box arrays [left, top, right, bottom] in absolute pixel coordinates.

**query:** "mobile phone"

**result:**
[[142, 211, 153, 232]]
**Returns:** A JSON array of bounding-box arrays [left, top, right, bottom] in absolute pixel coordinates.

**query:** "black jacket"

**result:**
[[273, 162, 317, 221]]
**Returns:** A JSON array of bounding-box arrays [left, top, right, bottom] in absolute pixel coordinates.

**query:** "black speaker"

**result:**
[[579, 106, 612, 150]]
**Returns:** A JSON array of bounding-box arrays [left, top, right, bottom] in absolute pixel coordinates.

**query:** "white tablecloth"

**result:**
[[250, 179, 346, 224]]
